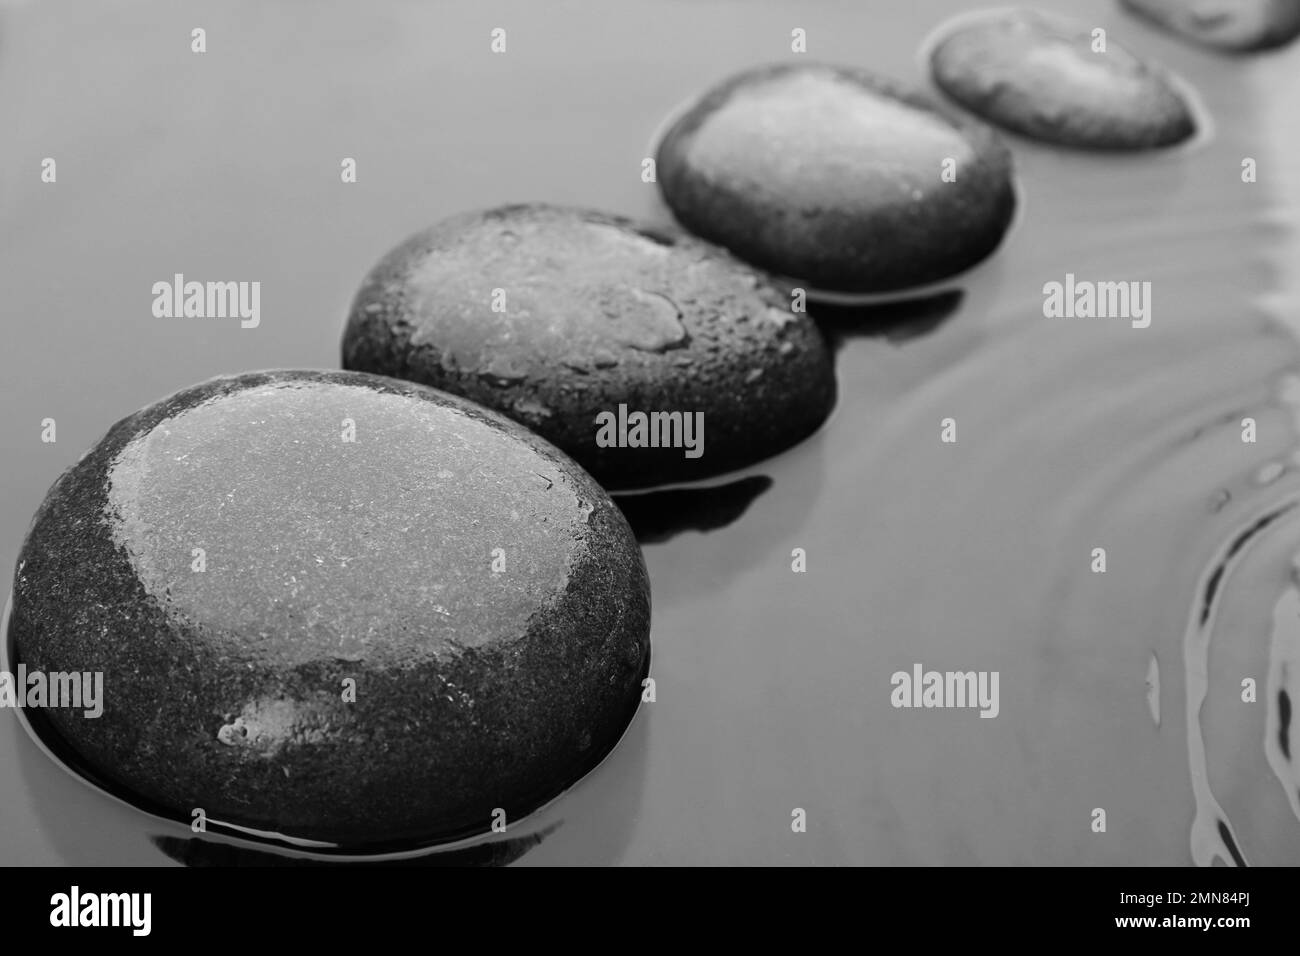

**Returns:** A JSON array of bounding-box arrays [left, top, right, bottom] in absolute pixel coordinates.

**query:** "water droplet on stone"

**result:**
[[513, 398, 553, 420], [764, 307, 796, 328], [480, 354, 529, 386], [604, 288, 689, 353]]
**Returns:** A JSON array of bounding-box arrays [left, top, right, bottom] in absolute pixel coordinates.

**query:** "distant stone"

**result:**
[[931, 9, 1197, 150], [1122, 0, 1300, 52], [653, 62, 1015, 294], [342, 204, 836, 489], [9, 370, 650, 848]]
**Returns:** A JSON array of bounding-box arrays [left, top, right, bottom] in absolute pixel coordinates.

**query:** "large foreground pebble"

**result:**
[[343, 204, 836, 489], [1122, 0, 1300, 52], [653, 63, 1016, 294], [930, 9, 1196, 150], [9, 370, 651, 847]]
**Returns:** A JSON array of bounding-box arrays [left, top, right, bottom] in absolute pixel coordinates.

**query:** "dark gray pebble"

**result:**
[[9, 369, 650, 848], [930, 9, 1196, 150], [342, 204, 836, 489], [654, 62, 1017, 293], [1122, 0, 1300, 52]]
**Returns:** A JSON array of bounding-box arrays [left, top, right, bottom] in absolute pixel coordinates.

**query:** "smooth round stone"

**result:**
[[342, 204, 836, 489], [930, 10, 1196, 150], [653, 63, 1016, 294], [9, 370, 651, 848], [1122, 0, 1300, 52]]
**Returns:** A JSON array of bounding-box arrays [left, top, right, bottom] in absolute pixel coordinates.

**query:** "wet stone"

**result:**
[[930, 9, 1197, 150], [342, 203, 836, 489], [653, 62, 1017, 294], [9, 369, 651, 849], [1122, 0, 1300, 53]]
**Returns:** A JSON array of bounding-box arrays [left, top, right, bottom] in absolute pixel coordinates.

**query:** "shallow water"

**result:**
[[1, 0, 1298, 864]]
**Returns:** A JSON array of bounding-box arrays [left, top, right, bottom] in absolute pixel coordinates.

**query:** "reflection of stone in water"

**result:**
[[151, 825, 560, 868], [614, 475, 773, 544], [808, 289, 964, 351]]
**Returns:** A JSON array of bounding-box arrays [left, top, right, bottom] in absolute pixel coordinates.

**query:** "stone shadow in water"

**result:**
[[614, 475, 773, 544], [151, 824, 560, 867], [809, 289, 964, 352]]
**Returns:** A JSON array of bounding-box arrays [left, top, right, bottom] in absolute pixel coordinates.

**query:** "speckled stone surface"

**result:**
[[930, 9, 1197, 150], [342, 204, 836, 489], [1122, 0, 1300, 53], [9, 369, 651, 848], [653, 62, 1016, 294]]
